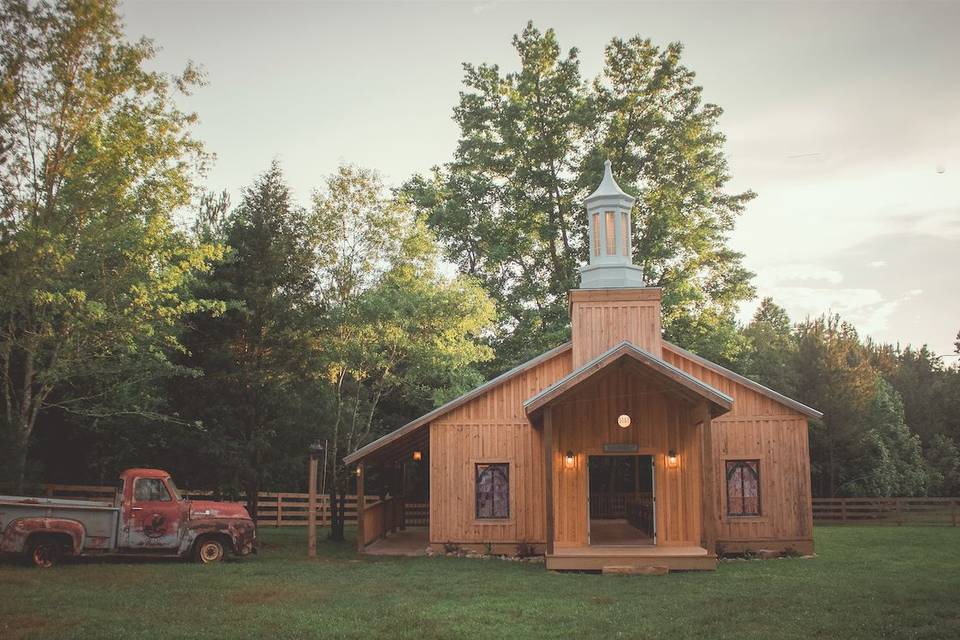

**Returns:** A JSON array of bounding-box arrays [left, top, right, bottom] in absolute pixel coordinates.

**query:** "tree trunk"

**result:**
[[243, 477, 260, 524], [12, 430, 29, 494], [327, 477, 345, 541]]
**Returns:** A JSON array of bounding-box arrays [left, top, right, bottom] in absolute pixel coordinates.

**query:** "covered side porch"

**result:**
[[309, 418, 431, 556], [525, 341, 732, 572]]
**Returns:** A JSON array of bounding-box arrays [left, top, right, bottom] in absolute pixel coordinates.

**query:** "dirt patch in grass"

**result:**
[[0, 613, 72, 640]]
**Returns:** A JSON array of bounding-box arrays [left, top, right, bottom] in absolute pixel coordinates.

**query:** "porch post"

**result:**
[[699, 403, 718, 553], [399, 462, 407, 531], [307, 452, 318, 558], [543, 407, 555, 556], [356, 462, 366, 552]]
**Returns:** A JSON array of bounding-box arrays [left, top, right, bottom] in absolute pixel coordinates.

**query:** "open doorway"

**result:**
[[587, 455, 654, 546]]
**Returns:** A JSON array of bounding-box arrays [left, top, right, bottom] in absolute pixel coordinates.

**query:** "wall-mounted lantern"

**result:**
[[412, 450, 422, 461], [355, 466, 362, 476], [564, 450, 576, 469], [617, 414, 631, 429], [667, 449, 679, 468]]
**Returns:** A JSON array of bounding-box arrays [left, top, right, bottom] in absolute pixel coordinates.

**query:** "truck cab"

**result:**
[[0, 468, 256, 567]]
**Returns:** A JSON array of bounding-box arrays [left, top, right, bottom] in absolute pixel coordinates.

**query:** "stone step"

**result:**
[[601, 564, 669, 575]]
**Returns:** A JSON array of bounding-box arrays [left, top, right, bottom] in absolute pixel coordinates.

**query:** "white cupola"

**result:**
[[579, 160, 646, 289]]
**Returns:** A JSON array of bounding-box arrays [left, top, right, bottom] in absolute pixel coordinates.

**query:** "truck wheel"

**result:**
[[194, 538, 225, 564], [27, 536, 63, 568]]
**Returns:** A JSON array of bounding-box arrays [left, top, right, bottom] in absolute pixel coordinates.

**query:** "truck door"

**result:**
[[124, 477, 183, 550]]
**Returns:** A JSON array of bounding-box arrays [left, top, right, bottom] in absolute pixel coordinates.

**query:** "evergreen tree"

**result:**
[[172, 162, 318, 517], [740, 298, 798, 395], [794, 315, 876, 497]]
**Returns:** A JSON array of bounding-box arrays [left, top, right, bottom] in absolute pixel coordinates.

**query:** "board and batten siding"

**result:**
[[570, 288, 663, 366], [549, 367, 705, 548], [424, 331, 814, 552], [428, 348, 573, 545], [663, 344, 815, 552]]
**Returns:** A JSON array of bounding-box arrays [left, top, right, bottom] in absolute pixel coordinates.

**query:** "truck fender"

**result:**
[[178, 520, 236, 556], [0, 517, 85, 555]]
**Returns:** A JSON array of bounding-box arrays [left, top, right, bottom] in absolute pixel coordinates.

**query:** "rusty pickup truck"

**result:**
[[0, 468, 256, 567]]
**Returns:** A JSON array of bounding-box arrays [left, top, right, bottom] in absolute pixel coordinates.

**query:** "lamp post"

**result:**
[[307, 440, 326, 558]]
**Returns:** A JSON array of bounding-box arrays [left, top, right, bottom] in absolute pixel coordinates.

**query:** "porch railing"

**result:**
[[589, 492, 653, 519], [360, 496, 404, 547]]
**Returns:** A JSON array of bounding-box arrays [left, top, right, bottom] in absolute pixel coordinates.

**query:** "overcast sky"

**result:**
[[121, 0, 960, 357]]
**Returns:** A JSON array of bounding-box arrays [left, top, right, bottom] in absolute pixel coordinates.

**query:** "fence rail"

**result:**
[[812, 497, 959, 526], [13, 484, 958, 527], [14, 483, 428, 528]]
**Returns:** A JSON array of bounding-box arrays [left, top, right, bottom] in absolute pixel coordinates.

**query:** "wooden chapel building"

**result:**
[[340, 161, 822, 571]]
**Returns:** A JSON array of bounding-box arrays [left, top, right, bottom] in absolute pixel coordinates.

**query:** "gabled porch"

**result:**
[[525, 341, 732, 571]]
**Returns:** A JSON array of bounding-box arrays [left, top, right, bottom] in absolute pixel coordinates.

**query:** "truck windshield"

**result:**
[[166, 478, 182, 501]]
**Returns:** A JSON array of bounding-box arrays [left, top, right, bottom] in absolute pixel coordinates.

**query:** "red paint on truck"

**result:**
[[0, 469, 256, 567]]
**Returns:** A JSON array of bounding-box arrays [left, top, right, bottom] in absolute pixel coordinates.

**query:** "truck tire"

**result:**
[[194, 537, 226, 564], [27, 535, 64, 568]]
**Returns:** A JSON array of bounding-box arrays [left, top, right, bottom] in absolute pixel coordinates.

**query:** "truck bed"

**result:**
[[0, 495, 120, 550]]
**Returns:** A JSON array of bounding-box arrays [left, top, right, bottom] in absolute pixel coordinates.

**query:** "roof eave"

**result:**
[[524, 341, 733, 418], [343, 342, 573, 465], [661, 341, 824, 420]]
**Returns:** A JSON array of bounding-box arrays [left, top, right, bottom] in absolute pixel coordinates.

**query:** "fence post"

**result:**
[[841, 499, 847, 522], [953, 499, 958, 527], [276, 494, 282, 528], [896, 498, 902, 526]]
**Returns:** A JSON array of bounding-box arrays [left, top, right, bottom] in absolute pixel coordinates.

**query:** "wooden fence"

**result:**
[[812, 497, 959, 526], [24, 484, 429, 528], [18, 484, 959, 527]]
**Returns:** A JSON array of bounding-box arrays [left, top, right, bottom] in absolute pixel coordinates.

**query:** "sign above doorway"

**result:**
[[602, 443, 639, 453]]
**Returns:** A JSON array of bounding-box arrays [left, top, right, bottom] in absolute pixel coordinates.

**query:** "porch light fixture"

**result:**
[[355, 466, 362, 476], [667, 449, 679, 468], [564, 450, 575, 469], [412, 450, 422, 461], [617, 414, 631, 428]]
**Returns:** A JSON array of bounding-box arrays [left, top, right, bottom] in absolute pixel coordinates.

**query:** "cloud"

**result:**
[[754, 264, 844, 287], [868, 260, 886, 268], [472, 2, 499, 15]]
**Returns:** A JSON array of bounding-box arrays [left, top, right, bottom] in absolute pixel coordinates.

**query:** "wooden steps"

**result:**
[[546, 545, 717, 572]]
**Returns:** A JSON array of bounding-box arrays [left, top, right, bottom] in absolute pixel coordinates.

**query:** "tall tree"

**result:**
[[840, 378, 928, 497], [740, 298, 798, 395], [172, 162, 317, 517], [0, 0, 219, 489], [311, 165, 494, 541], [794, 315, 876, 497], [403, 22, 754, 369]]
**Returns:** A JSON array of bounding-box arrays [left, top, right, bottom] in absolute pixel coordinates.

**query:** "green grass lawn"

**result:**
[[1, 526, 958, 639]]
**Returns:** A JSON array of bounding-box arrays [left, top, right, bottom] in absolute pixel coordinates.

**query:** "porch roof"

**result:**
[[524, 341, 734, 419]]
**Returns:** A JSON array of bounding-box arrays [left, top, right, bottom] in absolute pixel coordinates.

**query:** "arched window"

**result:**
[[475, 463, 510, 519], [726, 460, 761, 516]]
